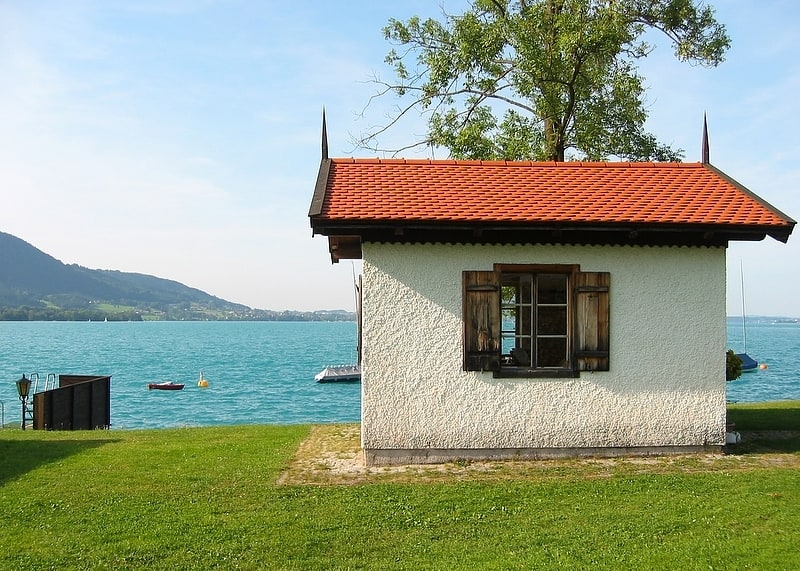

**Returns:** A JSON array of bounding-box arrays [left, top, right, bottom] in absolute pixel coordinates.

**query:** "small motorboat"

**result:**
[[315, 364, 361, 383], [147, 381, 185, 391]]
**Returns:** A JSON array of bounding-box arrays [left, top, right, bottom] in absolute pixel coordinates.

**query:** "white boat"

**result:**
[[315, 364, 361, 383]]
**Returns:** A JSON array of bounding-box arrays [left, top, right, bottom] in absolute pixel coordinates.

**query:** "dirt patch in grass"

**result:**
[[277, 424, 800, 486]]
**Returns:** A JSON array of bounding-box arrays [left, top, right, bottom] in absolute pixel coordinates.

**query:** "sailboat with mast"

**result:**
[[735, 260, 758, 373]]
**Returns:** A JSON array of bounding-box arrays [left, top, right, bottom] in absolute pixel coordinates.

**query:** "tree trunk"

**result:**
[[544, 0, 566, 162], [543, 117, 565, 161]]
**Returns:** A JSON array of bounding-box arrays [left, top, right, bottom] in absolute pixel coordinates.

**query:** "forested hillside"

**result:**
[[0, 231, 353, 321]]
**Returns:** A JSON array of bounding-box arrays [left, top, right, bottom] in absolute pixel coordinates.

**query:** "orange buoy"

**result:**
[[197, 371, 209, 388], [759, 363, 768, 370]]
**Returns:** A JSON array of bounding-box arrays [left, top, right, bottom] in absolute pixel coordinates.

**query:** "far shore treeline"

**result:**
[[0, 306, 355, 322]]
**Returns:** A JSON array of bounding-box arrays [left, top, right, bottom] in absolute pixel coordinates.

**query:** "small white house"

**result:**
[[309, 148, 794, 465]]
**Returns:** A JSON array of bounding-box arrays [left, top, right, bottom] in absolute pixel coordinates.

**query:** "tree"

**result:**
[[356, 0, 729, 161]]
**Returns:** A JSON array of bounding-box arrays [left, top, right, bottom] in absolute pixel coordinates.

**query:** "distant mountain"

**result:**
[[0, 231, 354, 321]]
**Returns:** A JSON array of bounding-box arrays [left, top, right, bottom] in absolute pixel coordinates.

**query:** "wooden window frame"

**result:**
[[496, 264, 576, 378], [463, 264, 609, 378]]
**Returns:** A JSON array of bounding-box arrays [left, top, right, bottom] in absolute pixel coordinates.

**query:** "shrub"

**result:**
[[726, 349, 743, 381]]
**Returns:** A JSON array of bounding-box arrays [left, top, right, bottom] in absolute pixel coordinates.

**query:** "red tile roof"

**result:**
[[309, 159, 795, 258], [314, 159, 791, 228]]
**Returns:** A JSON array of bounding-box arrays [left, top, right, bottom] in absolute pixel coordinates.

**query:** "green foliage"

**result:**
[[1, 413, 799, 570], [726, 349, 743, 381], [363, 0, 729, 161], [0, 306, 144, 321]]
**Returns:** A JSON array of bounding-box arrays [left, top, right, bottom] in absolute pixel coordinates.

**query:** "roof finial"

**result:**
[[322, 107, 329, 161], [702, 112, 710, 164]]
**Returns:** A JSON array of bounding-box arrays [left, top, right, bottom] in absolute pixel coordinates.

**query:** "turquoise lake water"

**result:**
[[0, 321, 360, 430], [725, 317, 800, 403], [0, 319, 797, 429]]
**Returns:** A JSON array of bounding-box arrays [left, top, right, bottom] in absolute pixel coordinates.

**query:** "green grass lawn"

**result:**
[[727, 399, 800, 431], [1, 403, 798, 570]]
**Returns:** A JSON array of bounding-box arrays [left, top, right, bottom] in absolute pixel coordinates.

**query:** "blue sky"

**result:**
[[0, 1, 797, 315]]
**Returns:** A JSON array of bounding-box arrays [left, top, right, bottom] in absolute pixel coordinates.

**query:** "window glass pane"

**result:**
[[520, 276, 533, 304], [511, 338, 532, 366], [504, 275, 533, 303], [501, 307, 517, 326], [537, 338, 567, 368], [538, 274, 567, 304], [498, 269, 571, 371], [501, 334, 516, 355], [537, 306, 567, 335], [501, 284, 518, 305]]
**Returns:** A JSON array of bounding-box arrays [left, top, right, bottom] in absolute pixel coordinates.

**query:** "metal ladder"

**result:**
[[30, 373, 57, 394], [24, 373, 57, 428]]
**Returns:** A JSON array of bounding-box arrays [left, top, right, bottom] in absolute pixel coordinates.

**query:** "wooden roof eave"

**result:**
[[313, 219, 793, 248], [328, 235, 361, 263], [763, 222, 795, 243], [308, 158, 331, 224]]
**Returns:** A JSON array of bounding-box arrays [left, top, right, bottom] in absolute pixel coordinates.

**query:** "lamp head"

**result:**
[[16, 374, 31, 398]]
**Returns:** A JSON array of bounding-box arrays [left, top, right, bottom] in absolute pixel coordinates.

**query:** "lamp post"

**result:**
[[16, 374, 31, 430]]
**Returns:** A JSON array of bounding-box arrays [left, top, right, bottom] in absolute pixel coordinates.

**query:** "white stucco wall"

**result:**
[[360, 242, 727, 460]]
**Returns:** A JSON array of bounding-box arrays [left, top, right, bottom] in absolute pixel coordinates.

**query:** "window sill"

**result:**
[[493, 368, 578, 379]]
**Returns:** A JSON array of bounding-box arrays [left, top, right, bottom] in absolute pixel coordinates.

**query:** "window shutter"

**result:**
[[463, 270, 501, 371], [574, 271, 610, 372]]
